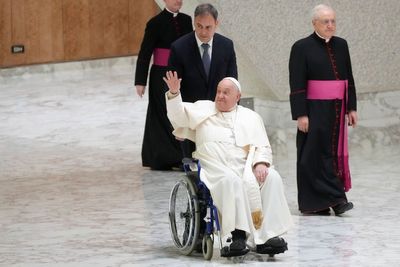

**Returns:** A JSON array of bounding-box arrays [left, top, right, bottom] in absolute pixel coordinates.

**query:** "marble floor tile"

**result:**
[[1, 58, 399, 267]]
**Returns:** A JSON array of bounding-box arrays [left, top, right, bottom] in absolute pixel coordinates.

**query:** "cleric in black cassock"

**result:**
[[135, 1, 192, 170], [289, 4, 358, 215]]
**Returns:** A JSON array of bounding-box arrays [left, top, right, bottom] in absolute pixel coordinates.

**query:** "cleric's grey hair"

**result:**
[[311, 4, 335, 20], [194, 3, 218, 20]]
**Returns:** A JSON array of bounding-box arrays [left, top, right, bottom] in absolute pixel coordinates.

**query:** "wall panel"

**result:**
[[103, 0, 130, 57], [25, 0, 64, 63], [62, 0, 91, 60], [88, 0, 106, 58], [39, 0, 64, 62], [0, 0, 11, 65], [10, 0, 26, 65], [23, 0, 40, 64], [129, 0, 160, 54], [0, 0, 159, 68], [0, 0, 13, 66]]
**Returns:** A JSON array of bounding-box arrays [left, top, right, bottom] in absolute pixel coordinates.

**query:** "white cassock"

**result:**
[[166, 93, 293, 246]]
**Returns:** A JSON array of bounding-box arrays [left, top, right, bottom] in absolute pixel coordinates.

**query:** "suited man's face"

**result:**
[[194, 14, 218, 43]]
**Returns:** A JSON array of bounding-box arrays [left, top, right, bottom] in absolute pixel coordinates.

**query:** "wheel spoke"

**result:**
[[169, 177, 200, 255]]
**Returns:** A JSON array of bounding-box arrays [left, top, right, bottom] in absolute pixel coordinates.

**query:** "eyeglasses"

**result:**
[[317, 19, 336, 25]]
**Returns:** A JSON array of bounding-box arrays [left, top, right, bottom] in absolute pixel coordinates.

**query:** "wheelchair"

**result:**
[[168, 158, 223, 260], [168, 158, 289, 260]]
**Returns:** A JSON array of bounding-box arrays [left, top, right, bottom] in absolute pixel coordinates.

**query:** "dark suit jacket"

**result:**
[[168, 32, 238, 102]]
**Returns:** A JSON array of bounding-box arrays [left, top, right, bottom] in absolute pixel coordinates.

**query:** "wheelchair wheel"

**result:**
[[202, 234, 214, 260], [169, 176, 200, 255]]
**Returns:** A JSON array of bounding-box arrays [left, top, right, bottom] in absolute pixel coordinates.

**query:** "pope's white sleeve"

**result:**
[[253, 145, 273, 167], [165, 92, 190, 128]]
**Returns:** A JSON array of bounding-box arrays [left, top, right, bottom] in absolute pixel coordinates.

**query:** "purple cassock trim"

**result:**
[[307, 80, 351, 192], [153, 48, 170, 67]]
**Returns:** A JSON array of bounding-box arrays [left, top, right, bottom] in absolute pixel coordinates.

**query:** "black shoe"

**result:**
[[302, 209, 331, 216], [256, 237, 288, 255], [220, 229, 249, 257], [333, 202, 353, 215], [315, 209, 331, 215], [220, 246, 249, 257], [220, 238, 249, 257], [230, 229, 247, 250], [230, 238, 246, 251]]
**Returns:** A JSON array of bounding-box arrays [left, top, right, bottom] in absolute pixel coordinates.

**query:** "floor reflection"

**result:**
[[1, 58, 399, 266]]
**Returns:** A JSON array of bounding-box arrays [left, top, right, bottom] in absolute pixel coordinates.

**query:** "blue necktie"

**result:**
[[201, 43, 211, 78]]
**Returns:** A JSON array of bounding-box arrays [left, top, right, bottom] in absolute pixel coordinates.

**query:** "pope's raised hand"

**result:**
[[163, 71, 181, 94]]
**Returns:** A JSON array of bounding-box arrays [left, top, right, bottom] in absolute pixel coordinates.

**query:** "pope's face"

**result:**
[[164, 0, 182, 13], [215, 80, 240, 112], [312, 9, 336, 39], [194, 14, 218, 43]]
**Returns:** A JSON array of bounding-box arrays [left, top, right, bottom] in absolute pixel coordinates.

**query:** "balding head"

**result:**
[[311, 4, 335, 21]]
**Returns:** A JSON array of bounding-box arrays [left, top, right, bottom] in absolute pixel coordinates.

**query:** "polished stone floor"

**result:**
[[1, 58, 399, 267]]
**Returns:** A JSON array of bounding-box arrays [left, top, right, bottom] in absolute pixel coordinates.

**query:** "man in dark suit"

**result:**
[[168, 3, 238, 157], [169, 3, 237, 102]]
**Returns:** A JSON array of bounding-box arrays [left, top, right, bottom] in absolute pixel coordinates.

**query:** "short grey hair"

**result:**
[[311, 4, 335, 20], [194, 3, 218, 20]]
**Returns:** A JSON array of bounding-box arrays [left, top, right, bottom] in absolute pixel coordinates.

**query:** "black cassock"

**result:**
[[289, 32, 357, 213], [135, 9, 192, 170]]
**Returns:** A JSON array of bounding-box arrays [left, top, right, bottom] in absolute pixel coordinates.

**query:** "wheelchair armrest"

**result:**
[[182, 157, 199, 165], [182, 158, 201, 174]]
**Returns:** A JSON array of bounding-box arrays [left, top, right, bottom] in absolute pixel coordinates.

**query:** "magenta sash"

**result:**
[[153, 48, 170, 66], [307, 80, 351, 192]]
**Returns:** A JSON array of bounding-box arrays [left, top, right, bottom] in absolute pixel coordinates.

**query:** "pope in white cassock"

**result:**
[[164, 71, 293, 257]]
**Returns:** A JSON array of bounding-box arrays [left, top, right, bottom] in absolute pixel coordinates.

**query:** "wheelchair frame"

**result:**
[[168, 158, 223, 260]]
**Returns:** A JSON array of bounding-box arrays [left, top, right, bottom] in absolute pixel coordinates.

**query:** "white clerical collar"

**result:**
[[229, 104, 238, 112], [315, 31, 330, 43], [165, 7, 179, 17], [221, 104, 238, 113]]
